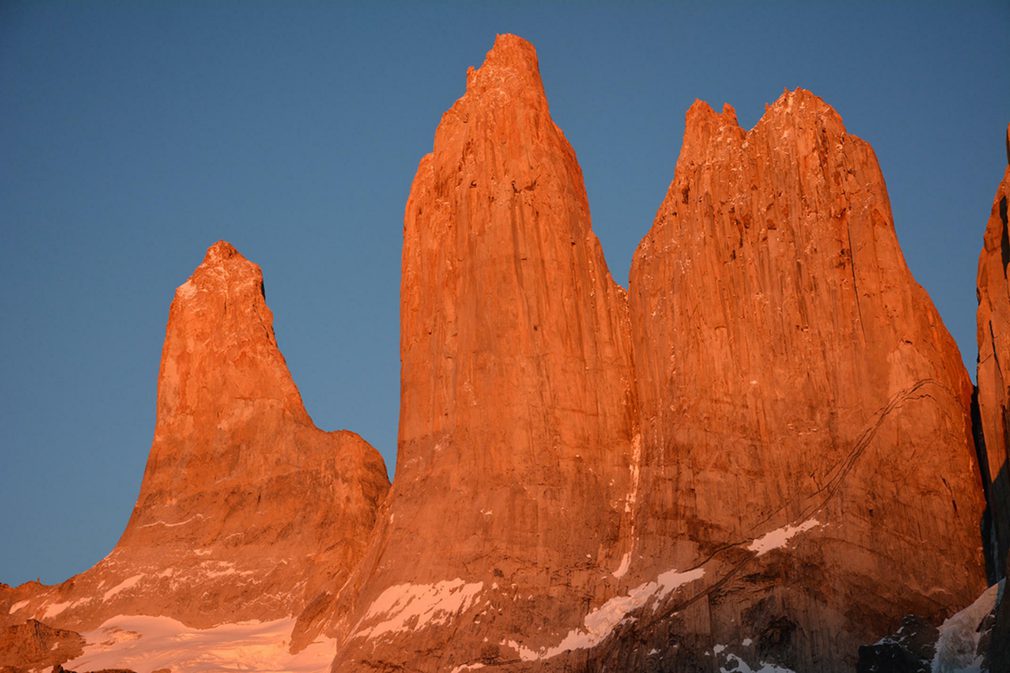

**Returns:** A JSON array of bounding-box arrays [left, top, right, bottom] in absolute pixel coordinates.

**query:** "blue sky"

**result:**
[[1, 1, 1007, 585]]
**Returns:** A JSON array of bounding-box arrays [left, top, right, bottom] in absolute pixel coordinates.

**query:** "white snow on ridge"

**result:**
[[449, 664, 486, 673], [508, 566, 706, 661], [747, 519, 822, 557], [8, 600, 28, 615], [718, 651, 796, 673], [355, 579, 484, 640], [931, 581, 1001, 673], [42, 601, 72, 619], [612, 552, 631, 579], [176, 279, 198, 300], [64, 614, 334, 673], [138, 514, 204, 529], [103, 574, 144, 601]]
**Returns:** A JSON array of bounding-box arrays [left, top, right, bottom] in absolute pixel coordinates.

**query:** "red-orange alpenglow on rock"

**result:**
[[313, 33, 640, 673], [304, 37, 987, 673], [0, 241, 389, 670], [617, 90, 987, 672], [0, 34, 998, 673]]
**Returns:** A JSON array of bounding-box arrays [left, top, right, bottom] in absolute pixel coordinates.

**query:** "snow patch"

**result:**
[[43, 601, 72, 619], [508, 567, 705, 661], [103, 574, 144, 601], [355, 579, 484, 640], [449, 664, 485, 673], [139, 514, 204, 529], [8, 600, 28, 614], [747, 519, 822, 556], [612, 552, 631, 579], [718, 651, 796, 673], [176, 280, 198, 300], [199, 561, 256, 580], [625, 433, 642, 514], [931, 582, 1000, 673], [64, 614, 334, 673]]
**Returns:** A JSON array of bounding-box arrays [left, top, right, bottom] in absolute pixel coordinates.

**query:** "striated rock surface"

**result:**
[[976, 124, 1010, 672], [616, 90, 987, 671], [1, 242, 389, 641], [2, 34, 996, 673], [320, 34, 639, 673]]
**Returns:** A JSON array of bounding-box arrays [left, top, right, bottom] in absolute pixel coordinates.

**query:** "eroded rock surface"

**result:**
[[321, 34, 639, 673], [619, 89, 987, 671]]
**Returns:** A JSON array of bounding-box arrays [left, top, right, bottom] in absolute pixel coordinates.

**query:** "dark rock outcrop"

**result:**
[[976, 124, 1010, 673], [0, 620, 83, 671]]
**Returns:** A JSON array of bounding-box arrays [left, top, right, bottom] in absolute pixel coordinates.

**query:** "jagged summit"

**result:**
[[679, 88, 849, 166], [203, 238, 239, 260], [687, 88, 843, 129], [463, 33, 544, 102], [625, 81, 985, 671]]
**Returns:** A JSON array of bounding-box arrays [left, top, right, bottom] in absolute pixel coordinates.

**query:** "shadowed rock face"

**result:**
[[324, 34, 639, 673], [976, 124, 1010, 672], [1, 242, 389, 634], [618, 90, 986, 671], [0, 620, 84, 671]]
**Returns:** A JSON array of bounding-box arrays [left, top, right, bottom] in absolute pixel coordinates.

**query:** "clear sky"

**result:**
[[1, 1, 1007, 586]]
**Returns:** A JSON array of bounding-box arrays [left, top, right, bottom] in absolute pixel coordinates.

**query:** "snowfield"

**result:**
[[64, 614, 335, 673]]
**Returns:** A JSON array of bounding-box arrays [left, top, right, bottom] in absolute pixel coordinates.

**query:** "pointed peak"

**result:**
[[684, 99, 740, 131], [1004, 123, 1009, 166], [686, 98, 717, 121], [176, 241, 262, 302], [486, 33, 538, 68], [759, 87, 845, 131], [464, 33, 544, 103], [680, 100, 744, 162], [202, 240, 243, 265]]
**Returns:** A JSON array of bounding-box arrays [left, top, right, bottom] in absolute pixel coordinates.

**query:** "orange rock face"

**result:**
[[322, 34, 639, 672], [0, 35, 994, 673], [2, 242, 389, 634], [302, 39, 990, 673], [975, 124, 1010, 669], [619, 91, 987, 670]]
